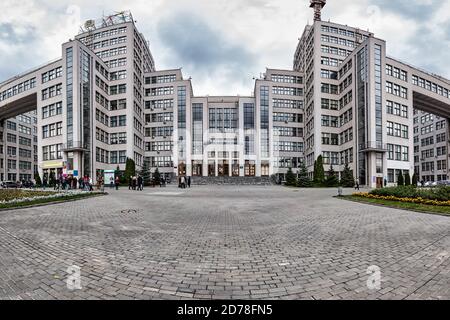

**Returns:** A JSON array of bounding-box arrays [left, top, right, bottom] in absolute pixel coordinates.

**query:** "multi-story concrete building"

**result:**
[[413, 110, 449, 184], [0, 111, 38, 182], [143, 68, 304, 180], [1, 3, 450, 188]]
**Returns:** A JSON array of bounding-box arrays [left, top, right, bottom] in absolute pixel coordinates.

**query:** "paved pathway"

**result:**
[[0, 186, 448, 300]]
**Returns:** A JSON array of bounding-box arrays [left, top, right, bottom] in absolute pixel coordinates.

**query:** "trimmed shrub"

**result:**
[[370, 186, 450, 202], [412, 173, 418, 187], [325, 165, 339, 187], [404, 173, 411, 186], [340, 163, 355, 187], [285, 168, 297, 187], [313, 156, 325, 184], [297, 163, 313, 188], [397, 173, 404, 186]]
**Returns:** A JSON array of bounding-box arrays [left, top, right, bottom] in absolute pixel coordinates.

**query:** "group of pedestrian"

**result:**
[[43, 175, 94, 191], [128, 175, 144, 191], [108, 176, 121, 190], [178, 176, 191, 189], [159, 176, 167, 187]]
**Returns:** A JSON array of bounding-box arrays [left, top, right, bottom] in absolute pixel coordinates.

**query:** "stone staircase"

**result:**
[[191, 176, 274, 186]]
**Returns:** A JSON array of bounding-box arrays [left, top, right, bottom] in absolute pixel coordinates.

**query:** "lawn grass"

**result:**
[[340, 195, 450, 216], [0, 192, 106, 210]]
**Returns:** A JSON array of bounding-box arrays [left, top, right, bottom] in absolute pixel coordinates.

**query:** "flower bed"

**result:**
[[353, 192, 450, 207], [368, 186, 450, 201], [0, 190, 57, 203], [0, 189, 105, 208]]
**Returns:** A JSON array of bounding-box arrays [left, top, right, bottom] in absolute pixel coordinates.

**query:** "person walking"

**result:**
[[110, 176, 114, 189], [43, 177, 48, 190], [83, 176, 89, 191], [181, 176, 186, 189], [88, 176, 93, 191], [115, 176, 120, 190], [355, 179, 360, 191], [128, 176, 133, 190], [55, 176, 61, 191], [132, 176, 137, 191], [78, 177, 83, 190], [138, 175, 143, 191], [187, 176, 191, 188]]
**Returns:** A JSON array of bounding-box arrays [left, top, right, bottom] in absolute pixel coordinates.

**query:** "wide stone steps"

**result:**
[[191, 176, 273, 186]]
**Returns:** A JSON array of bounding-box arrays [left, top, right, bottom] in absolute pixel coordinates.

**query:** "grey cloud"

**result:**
[[156, 11, 258, 84], [372, 0, 443, 20], [0, 23, 37, 44]]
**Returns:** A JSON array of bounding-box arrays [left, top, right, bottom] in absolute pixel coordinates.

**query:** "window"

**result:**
[[42, 144, 62, 161], [42, 102, 63, 119], [41, 84, 62, 100], [110, 132, 127, 144], [42, 122, 63, 139], [42, 67, 62, 83], [110, 99, 127, 111], [386, 81, 408, 99], [387, 144, 408, 162], [110, 115, 126, 127], [387, 121, 408, 138]]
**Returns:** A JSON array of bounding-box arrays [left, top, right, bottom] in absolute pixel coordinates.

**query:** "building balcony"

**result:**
[[62, 141, 88, 152], [359, 141, 388, 153]]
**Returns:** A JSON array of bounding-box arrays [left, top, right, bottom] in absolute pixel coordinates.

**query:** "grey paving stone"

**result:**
[[0, 186, 448, 300]]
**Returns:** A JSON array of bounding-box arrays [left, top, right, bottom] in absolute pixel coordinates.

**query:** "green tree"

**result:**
[[404, 172, 411, 186], [49, 171, 56, 187], [397, 172, 404, 186], [285, 168, 297, 187], [34, 173, 42, 187], [153, 168, 161, 186], [340, 163, 355, 187], [325, 165, 339, 187], [297, 162, 313, 188], [140, 160, 151, 186], [313, 156, 325, 184], [124, 158, 136, 185], [412, 173, 418, 187]]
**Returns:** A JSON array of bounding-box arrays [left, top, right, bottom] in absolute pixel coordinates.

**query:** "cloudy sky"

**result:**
[[1, 0, 449, 96]]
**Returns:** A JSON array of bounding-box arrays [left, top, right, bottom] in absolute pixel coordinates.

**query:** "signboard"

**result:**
[[73, 170, 79, 177], [40, 161, 64, 169], [104, 170, 115, 185]]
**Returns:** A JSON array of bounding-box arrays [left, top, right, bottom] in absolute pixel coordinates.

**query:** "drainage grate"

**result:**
[[121, 209, 137, 214]]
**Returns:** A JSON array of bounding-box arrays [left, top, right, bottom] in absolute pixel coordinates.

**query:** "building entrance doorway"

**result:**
[[218, 160, 229, 176], [178, 162, 186, 176], [376, 177, 383, 189]]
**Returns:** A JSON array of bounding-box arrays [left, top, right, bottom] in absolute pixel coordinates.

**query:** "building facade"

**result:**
[[0, 111, 38, 182], [1, 4, 450, 187]]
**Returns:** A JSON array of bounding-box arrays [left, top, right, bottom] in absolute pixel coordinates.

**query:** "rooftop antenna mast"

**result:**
[[310, 0, 326, 21]]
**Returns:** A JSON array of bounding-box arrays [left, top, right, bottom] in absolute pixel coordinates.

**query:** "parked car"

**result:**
[[21, 181, 35, 189], [436, 180, 450, 186], [424, 181, 438, 187], [1, 181, 20, 189]]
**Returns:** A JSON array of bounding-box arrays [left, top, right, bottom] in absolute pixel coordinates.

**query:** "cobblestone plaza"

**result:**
[[0, 186, 448, 300]]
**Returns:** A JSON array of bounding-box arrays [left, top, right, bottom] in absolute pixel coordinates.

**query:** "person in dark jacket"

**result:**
[[137, 176, 143, 191]]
